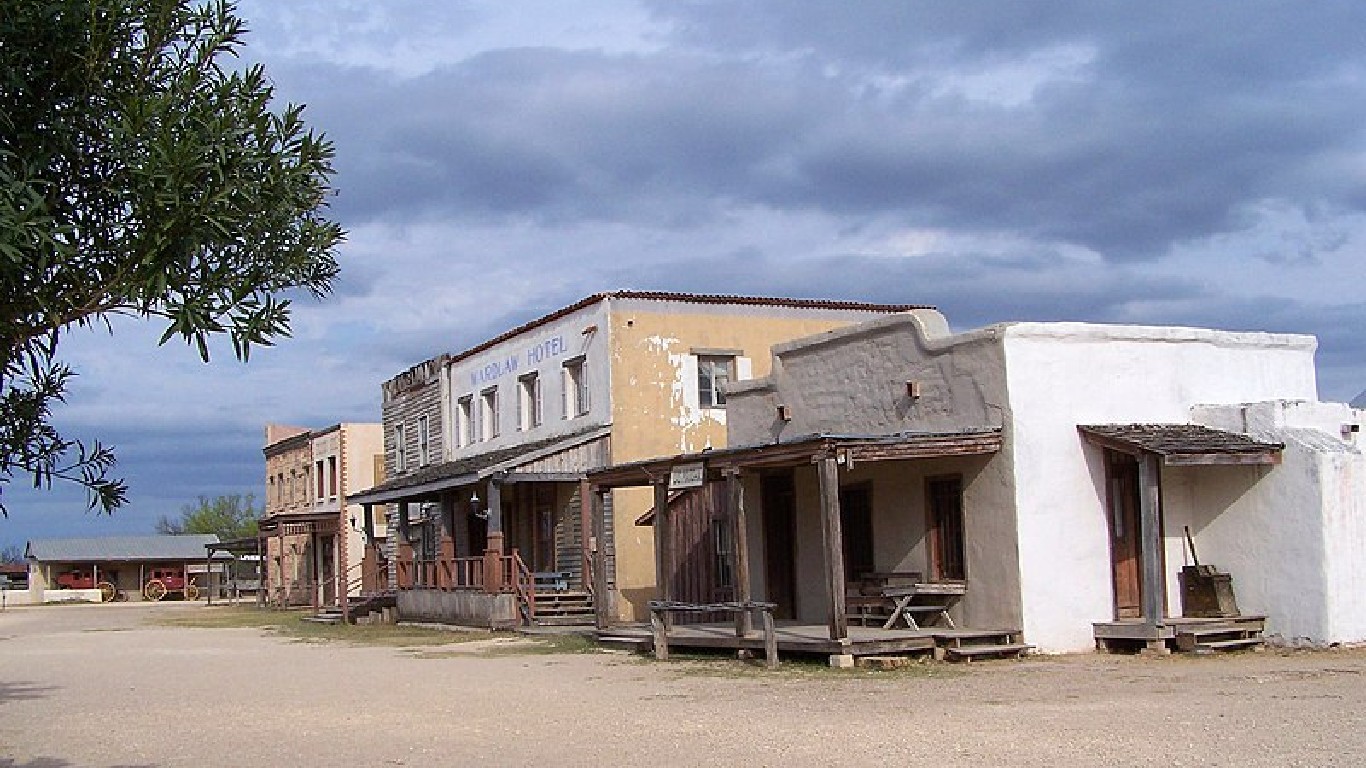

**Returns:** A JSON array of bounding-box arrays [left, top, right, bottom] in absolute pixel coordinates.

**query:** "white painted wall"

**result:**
[[445, 302, 611, 458], [1193, 400, 1366, 645], [1000, 323, 1319, 652]]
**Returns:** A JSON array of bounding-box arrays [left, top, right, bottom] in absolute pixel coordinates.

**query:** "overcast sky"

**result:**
[[6, 1, 1366, 550]]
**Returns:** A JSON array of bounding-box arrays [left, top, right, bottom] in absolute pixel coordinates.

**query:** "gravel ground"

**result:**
[[2, 602, 1364, 767]]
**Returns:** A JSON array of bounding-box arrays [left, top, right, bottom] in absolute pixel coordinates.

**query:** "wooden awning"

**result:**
[[589, 428, 1004, 491], [1078, 424, 1283, 466]]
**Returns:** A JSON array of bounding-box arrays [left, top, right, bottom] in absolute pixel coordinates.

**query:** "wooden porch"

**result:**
[[599, 621, 1029, 662], [1093, 615, 1267, 654]]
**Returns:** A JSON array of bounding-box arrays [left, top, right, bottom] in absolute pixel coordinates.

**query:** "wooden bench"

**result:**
[[648, 600, 780, 668]]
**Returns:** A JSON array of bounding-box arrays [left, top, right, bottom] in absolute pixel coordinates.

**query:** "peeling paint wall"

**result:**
[[604, 298, 910, 620]]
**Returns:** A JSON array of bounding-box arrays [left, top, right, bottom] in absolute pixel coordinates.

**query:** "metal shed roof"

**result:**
[[25, 535, 228, 562]]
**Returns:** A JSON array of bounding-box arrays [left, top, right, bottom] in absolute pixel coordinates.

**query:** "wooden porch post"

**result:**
[[579, 479, 593, 591], [727, 469, 753, 637], [592, 488, 611, 630], [653, 480, 673, 630], [1138, 453, 1165, 642], [485, 478, 505, 593], [817, 456, 849, 642]]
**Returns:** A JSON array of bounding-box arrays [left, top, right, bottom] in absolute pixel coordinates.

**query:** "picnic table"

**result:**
[[880, 580, 967, 630]]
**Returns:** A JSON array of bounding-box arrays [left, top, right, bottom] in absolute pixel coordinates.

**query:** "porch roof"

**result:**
[[588, 428, 1004, 490], [1077, 424, 1283, 465], [348, 426, 610, 505]]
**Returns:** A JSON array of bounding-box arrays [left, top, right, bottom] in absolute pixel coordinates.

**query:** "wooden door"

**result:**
[[761, 471, 798, 619], [927, 476, 965, 581], [1105, 451, 1143, 619]]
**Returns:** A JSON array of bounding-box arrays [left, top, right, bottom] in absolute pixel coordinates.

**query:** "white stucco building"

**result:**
[[598, 310, 1366, 654]]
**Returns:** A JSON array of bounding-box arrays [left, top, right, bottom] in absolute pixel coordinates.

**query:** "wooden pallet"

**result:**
[[1175, 622, 1265, 654]]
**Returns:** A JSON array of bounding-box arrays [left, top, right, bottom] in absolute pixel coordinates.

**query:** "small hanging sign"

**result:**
[[668, 462, 705, 490]]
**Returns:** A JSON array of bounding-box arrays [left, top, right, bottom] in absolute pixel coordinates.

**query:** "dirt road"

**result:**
[[2, 603, 1363, 766]]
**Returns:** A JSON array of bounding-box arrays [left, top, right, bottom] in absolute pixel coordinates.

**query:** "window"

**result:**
[[518, 373, 542, 431], [394, 424, 407, 473], [563, 357, 589, 418], [457, 396, 473, 447], [697, 355, 734, 409], [327, 456, 338, 497], [315, 460, 325, 500], [480, 387, 500, 439], [712, 517, 734, 592], [418, 415, 430, 466]]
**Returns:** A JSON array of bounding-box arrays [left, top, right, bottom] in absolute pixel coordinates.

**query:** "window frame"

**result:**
[[457, 395, 474, 447], [696, 354, 736, 409], [563, 355, 589, 418], [518, 372, 543, 431], [480, 387, 500, 440], [418, 415, 430, 466], [394, 424, 408, 473]]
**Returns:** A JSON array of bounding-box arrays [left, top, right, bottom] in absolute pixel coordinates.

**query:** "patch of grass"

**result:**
[[475, 633, 603, 657], [156, 606, 495, 647]]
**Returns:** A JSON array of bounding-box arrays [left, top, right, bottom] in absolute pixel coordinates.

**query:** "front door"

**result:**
[[927, 476, 965, 581], [839, 485, 874, 583], [761, 471, 798, 619], [1105, 451, 1143, 619]]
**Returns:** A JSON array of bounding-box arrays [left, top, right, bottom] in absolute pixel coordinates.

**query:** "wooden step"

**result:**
[[1193, 637, 1264, 652], [533, 615, 597, 626], [942, 643, 1033, 661]]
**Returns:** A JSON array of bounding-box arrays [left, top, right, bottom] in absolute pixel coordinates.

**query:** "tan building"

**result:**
[[350, 291, 925, 627], [260, 422, 384, 607]]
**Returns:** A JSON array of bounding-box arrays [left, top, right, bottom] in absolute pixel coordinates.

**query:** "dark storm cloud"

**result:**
[[277, 2, 1366, 266], [595, 245, 1364, 400]]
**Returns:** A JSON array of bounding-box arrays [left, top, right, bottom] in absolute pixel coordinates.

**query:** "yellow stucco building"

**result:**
[[351, 291, 925, 626]]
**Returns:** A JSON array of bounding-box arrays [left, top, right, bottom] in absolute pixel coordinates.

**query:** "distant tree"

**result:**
[[156, 494, 260, 540], [0, 544, 24, 564], [0, 0, 344, 517]]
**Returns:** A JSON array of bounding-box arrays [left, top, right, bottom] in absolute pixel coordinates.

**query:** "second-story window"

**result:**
[[457, 396, 473, 447], [418, 415, 430, 466], [518, 372, 542, 431], [480, 387, 499, 440], [697, 355, 735, 409], [315, 459, 325, 501], [394, 424, 408, 473], [327, 456, 338, 497], [563, 356, 589, 418]]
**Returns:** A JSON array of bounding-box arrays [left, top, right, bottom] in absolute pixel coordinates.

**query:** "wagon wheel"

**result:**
[[97, 581, 116, 603], [184, 582, 200, 601], [144, 579, 167, 601]]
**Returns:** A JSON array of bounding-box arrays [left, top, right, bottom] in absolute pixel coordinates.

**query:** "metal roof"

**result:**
[[348, 426, 610, 505], [25, 535, 228, 562]]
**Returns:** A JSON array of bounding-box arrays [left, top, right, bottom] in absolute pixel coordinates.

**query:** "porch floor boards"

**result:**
[[599, 621, 1020, 659]]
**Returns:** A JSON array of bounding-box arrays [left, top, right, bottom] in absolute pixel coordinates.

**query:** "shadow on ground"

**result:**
[[0, 682, 57, 705]]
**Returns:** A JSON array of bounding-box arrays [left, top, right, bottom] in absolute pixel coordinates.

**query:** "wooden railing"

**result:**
[[509, 550, 536, 620]]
